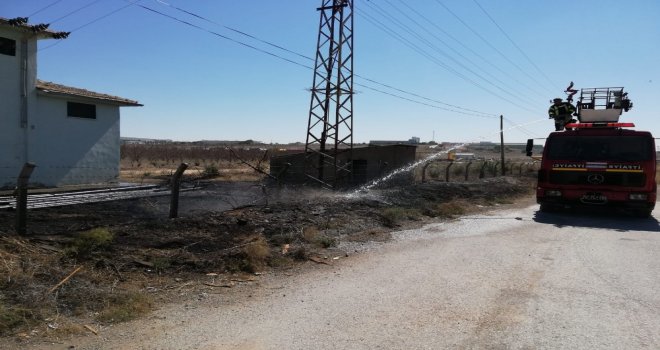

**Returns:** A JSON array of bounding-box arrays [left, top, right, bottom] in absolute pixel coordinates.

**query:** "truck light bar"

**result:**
[[566, 122, 635, 129]]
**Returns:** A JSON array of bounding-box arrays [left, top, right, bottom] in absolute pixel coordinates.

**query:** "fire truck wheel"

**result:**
[[539, 203, 558, 213]]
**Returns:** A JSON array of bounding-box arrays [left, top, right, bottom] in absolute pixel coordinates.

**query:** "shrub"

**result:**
[[435, 202, 466, 218], [242, 236, 271, 272], [203, 164, 220, 177], [96, 291, 152, 323], [68, 228, 113, 258]]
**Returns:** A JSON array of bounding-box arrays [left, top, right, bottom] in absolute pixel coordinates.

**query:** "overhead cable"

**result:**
[[434, 0, 554, 94], [364, 0, 539, 110], [28, 0, 67, 17], [357, 7, 536, 113], [472, 0, 560, 91]]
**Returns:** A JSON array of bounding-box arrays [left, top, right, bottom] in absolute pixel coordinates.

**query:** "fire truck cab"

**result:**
[[528, 87, 656, 217]]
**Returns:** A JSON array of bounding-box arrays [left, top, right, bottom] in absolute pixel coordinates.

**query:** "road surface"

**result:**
[[31, 203, 660, 349]]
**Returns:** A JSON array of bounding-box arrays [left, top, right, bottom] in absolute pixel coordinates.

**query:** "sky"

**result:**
[[2, 0, 659, 144]]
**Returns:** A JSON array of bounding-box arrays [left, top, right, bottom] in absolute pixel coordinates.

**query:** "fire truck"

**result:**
[[527, 87, 657, 217]]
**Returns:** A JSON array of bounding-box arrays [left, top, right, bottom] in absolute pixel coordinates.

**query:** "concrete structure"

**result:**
[[270, 145, 417, 187], [0, 18, 141, 188]]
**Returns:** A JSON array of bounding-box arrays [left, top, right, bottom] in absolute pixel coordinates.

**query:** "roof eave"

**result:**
[[36, 89, 143, 107]]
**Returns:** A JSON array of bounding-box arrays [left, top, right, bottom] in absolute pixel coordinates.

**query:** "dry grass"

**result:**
[[242, 236, 271, 272], [381, 207, 423, 227], [96, 291, 153, 323]]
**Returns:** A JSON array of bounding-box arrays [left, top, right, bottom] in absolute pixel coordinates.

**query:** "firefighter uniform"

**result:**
[[548, 98, 576, 131]]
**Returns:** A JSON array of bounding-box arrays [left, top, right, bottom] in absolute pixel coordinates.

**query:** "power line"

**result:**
[[28, 0, 67, 17], [141, 0, 500, 117], [394, 0, 548, 99], [357, 5, 536, 113], [49, 0, 104, 24], [379, 0, 541, 104], [39, 0, 142, 51], [36, 0, 500, 119], [356, 83, 497, 119], [364, 0, 539, 110], [434, 0, 554, 94], [391, 0, 548, 101], [472, 0, 560, 91]]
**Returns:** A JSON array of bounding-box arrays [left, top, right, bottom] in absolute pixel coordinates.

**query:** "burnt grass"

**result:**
[[0, 176, 533, 340]]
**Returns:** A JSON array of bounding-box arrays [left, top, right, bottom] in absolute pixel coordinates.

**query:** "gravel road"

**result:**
[[30, 203, 660, 349]]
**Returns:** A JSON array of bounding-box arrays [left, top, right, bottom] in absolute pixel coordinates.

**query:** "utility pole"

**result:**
[[304, 0, 354, 188], [500, 115, 505, 176]]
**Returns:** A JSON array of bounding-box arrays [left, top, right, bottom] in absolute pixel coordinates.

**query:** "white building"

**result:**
[[0, 18, 141, 188]]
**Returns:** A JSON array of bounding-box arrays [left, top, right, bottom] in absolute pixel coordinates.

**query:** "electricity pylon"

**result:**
[[304, 0, 354, 188]]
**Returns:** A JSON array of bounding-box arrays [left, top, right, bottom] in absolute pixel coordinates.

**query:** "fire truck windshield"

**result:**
[[545, 135, 653, 162]]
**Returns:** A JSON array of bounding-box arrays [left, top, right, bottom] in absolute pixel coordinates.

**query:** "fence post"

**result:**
[[169, 163, 188, 219], [479, 161, 488, 179], [15, 163, 36, 235], [445, 161, 454, 182], [465, 161, 473, 181], [492, 161, 500, 177], [519, 163, 525, 175], [421, 162, 432, 183]]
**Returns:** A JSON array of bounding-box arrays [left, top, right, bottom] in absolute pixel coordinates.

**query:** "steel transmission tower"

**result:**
[[305, 0, 354, 188]]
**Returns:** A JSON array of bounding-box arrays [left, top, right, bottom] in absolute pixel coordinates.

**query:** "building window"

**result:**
[[67, 102, 96, 119], [0, 37, 16, 56]]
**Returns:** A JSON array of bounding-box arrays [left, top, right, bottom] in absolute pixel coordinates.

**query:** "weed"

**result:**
[[67, 228, 113, 258], [150, 257, 171, 272], [0, 302, 34, 336], [203, 164, 220, 177], [242, 236, 271, 272], [301, 226, 320, 242], [315, 235, 337, 248], [96, 291, 152, 323], [381, 207, 407, 227], [381, 207, 421, 227], [435, 202, 467, 218], [292, 247, 308, 261]]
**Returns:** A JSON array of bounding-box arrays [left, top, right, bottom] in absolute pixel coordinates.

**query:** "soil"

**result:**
[[0, 176, 535, 344]]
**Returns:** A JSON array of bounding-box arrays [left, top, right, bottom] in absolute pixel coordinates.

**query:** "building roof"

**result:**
[[0, 17, 70, 40], [36, 80, 143, 107]]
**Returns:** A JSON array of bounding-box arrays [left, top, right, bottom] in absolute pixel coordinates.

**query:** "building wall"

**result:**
[[0, 27, 38, 188], [29, 96, 121, 186], [270, 145, 417, 187]]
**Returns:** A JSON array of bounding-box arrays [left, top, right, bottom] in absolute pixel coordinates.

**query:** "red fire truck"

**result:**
[[527, 87, 656, 217]]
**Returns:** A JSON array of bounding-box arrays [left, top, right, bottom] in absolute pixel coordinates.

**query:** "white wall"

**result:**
[[30, 96, 121, 186], [0, 27, 37, 188]]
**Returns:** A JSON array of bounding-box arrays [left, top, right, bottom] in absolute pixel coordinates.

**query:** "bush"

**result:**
[[203, 164, 220, 177], [381, 207, 423, 227], [68, 228, 113, 258]]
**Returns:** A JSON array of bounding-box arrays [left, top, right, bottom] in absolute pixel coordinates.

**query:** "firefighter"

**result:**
[[548, 97, 576, 131]]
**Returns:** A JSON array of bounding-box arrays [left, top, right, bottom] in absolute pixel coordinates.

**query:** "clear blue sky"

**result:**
[[2, 0, 659, 144]]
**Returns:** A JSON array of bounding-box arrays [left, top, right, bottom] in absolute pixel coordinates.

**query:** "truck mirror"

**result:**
[[525, 139, 534, 157]]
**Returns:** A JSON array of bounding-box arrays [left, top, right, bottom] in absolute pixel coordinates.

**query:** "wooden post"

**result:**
[[169, 163, 188, 219], [15, 163, 36, 235], [479, 161, 488, 179], [445, 162, 454, 183], [465, 161, 473, 181], [421, 162, 432, 183], [500, 115, 505, 176]]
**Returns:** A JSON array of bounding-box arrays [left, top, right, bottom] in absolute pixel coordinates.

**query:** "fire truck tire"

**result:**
[[539, 203, 558, 213], [632, 208, 652, 218]]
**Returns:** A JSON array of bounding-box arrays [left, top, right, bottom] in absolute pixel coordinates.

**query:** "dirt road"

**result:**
[[27, 203, 660, 349]]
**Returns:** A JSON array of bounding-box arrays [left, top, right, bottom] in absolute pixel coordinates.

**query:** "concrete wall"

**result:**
[[29, 96, 120, 186], [270, 145, 417, 187], [0, 27, 37, 188]]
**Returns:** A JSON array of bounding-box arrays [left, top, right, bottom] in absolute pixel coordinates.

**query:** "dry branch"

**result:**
[[227, 148, 276, 180], [48, 266, 83, 294]]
